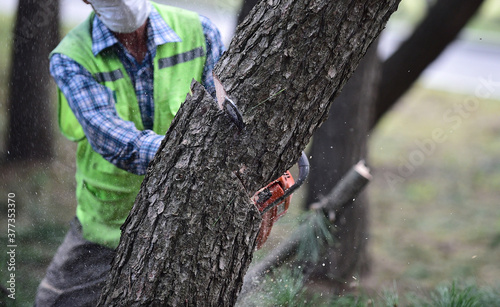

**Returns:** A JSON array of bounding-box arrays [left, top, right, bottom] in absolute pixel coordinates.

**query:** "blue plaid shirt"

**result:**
[[50, 6, 224, 175]]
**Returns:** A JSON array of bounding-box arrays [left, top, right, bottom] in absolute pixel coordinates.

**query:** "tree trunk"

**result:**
[[305, 43, 380, 292], [99, 0, 400, 305], [373, 0, 484, 125], [6, 0, 59, 163]]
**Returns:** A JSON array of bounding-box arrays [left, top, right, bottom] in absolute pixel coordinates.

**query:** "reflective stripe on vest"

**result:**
[[158, 46, 205, 69], [93, 69, 124, 83]]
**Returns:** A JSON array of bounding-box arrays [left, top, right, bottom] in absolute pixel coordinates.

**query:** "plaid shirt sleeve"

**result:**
[[199, 15, 225, 97], [50, 16, 224, 176], [50, 54, 165, 175]]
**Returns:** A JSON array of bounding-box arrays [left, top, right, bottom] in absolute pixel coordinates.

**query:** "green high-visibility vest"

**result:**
[[51, 3, 206, 248]]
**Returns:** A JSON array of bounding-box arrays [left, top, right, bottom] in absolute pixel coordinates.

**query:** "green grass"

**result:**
[[238, 268, 319, 307], [238, 268, 500, 307], [366, 85, 500, 293]]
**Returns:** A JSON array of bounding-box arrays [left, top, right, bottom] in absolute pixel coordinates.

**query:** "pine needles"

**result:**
[[296, 211, 336, 264]]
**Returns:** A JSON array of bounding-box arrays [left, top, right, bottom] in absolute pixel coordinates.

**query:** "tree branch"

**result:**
[[311, 160, 371, 220], [373, 0, 485, 126]]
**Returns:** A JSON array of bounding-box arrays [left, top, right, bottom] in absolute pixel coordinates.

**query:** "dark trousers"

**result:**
[[35, 218, 115, 307]]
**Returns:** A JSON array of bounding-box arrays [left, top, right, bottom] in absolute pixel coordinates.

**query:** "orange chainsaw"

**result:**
[[252, 152, 309, 249]]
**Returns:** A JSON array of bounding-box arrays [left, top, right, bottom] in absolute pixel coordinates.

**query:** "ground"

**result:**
[[365, 85, 500, 294], [248, 85, 500, 305]]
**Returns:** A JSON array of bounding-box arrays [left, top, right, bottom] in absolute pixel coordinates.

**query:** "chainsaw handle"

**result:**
[[294, 151, 310, 193], [260, 151, 309, 215]]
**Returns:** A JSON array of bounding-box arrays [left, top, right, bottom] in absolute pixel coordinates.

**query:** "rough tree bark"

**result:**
[[373, 0, 484, 124], [99, 0, 400, 305], [6, 0, 59, 162]]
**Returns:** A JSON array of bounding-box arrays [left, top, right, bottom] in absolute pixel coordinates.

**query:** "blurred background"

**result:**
[[1, 0, 500, 305]]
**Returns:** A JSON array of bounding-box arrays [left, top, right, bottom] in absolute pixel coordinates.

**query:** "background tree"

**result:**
[[305, 0, 485, 292], [236, 0, 486, 295], [304, 43, 379, 292], [5, 0, 59, 163], [98, 0, 400, 305], [373, 0, 485, 123]]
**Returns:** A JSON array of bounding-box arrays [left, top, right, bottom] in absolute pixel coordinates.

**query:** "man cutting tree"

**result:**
[[35, 0, 224, 305]]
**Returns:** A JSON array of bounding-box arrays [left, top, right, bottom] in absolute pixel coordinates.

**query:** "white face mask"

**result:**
[[89, 0, 151, 33]]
